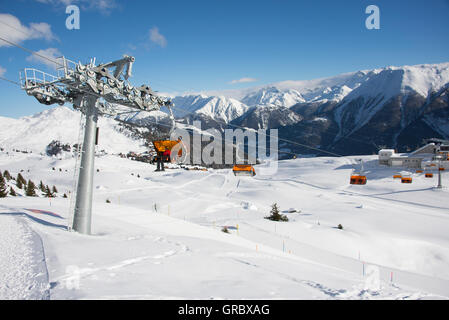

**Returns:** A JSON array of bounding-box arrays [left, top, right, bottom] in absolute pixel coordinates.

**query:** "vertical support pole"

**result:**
[[437, 160, 442, 189], [72, 96, 98, 234]]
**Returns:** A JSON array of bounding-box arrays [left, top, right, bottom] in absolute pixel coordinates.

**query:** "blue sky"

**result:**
[[0, 0, 449, 118]]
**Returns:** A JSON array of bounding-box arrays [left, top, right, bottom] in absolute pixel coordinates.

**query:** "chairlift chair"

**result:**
[[350, 159, 367, 185], [152, 139, 183, 163], [350, 175, 367, 185], [401, 174, 413, 184], [233, 164, 256, 177]]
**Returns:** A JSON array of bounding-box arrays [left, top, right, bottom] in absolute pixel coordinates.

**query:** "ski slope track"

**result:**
[[0, 148, 449, 299]]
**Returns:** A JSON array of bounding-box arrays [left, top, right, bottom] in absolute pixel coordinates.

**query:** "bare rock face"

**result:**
[[231, 106, 303, 130], [46, 140, 71, 156]]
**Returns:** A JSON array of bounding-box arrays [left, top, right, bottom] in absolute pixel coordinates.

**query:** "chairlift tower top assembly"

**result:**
[[20, 55, 175, 234]]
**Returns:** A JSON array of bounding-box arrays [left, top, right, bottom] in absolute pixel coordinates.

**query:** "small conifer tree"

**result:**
[[17, 173, 26, 188], [25, 180, 37, 197], [52, 185, 58, 194], [9, 187, 17, 196], [3, 170, 11, 181], [44, 185, 53, 198], [0, 173, 8, 197], [39, 180, 46, 192], [265, 203, 289, 222]]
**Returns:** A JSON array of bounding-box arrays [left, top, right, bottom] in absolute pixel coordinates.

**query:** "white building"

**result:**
[[378, 149, 396, 165], [378, 148, 424, 169], [379, 141, 449, 169]]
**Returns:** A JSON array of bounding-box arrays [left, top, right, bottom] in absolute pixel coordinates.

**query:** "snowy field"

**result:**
[[1, 149, 449, 300]]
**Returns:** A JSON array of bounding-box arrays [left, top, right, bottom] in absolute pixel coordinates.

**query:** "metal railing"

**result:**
[[19, 68, 59, 89]]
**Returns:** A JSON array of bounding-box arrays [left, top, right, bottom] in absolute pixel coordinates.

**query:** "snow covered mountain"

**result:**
[[2, 62, 448, 157], [171, 94, 250, 123], [232, 105, 303, 130], [0, 107, 147, 154], [240, 87, 306, 108], [333, 63, 449, 135], [285, 63, 449, 155]]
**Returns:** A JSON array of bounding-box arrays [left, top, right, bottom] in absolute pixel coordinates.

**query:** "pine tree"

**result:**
[[0, 172, 8, 197], [265, 203, 289, 222], [39, 180, 46, 192], [17, 173, 26, 189], [63, 193, 68, 198], [9, 187, 17, 197], [44, 185, 53, 198], [25, 180, 37, 197], [3, 170, 11, 181], [52, 185, 58, 194]]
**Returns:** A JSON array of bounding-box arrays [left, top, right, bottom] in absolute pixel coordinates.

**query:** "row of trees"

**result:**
[[0, 170, 65, 198]]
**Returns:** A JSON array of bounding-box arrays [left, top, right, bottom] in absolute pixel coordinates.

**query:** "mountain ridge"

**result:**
[[2, 62, 448, 157]]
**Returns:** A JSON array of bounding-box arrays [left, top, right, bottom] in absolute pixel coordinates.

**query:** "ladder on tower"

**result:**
[[67, 112, 86, 231]]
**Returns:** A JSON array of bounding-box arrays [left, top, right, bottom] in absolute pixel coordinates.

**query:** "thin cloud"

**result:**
[[0, 13, 57, 47], [229, 77, 258, 84], [35, 0, 117, 15], [26, 48, 62, 69], [0, 66, 6, 76], [149, 27, 167, 48]]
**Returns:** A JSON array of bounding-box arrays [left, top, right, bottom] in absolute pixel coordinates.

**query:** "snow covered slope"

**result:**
[[0, 215, 49, 299], [1, 149, 449, 299], [0, 106, 147, 154]]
